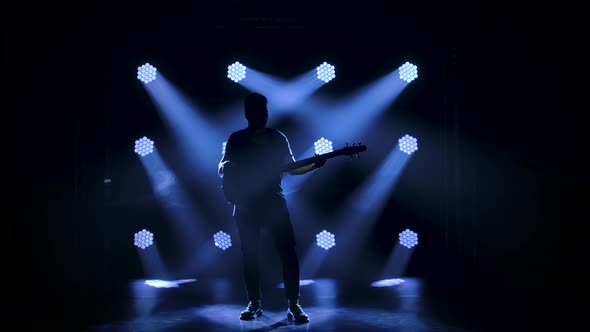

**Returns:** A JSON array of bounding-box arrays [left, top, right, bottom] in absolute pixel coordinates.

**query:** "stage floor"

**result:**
[[60, 274, 582, 332]]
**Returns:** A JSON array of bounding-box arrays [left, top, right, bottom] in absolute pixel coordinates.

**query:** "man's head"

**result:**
[[244, 92, 268, 129]]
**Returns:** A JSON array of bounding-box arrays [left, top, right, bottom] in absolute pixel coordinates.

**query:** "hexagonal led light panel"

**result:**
[[398, 134, 418, 155], [314, 137, 333, 155], [316, 62, 336, 83], [134, 229, 154, 249], [134, 136, 154, 157], [213, 231, 232, 250], [227, 61, 247, 83], [399, 229, 418, 249], [316, 230, 336, 250], [398, 62, 418, 83], [137, 63, 158, 84]]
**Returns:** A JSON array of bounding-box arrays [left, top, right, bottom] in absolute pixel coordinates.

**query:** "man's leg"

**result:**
[[274, 227, 300, 302], [268, 203, 309, 323], [235, 207, 262, 319]]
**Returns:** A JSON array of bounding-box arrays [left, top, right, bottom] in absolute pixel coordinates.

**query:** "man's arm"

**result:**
[[287, 155, 326, 175], [288, 162, 314, 175], [280, 132, 326, 175]]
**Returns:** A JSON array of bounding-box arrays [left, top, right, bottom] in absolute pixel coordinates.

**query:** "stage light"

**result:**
[[213, 231, 232, 250], [314, 137, 333, 155], [398, 62, 418, 83], [316, 62, 336, 83], [227, 61, 246, 83], [134, 229, 154, 249], [222, 141, 227, 156], [134, 136, 155, 157], [399, 229, 418, 249], [137, 63, 157, 84], [398, 134, 418, 155], [316, 230, 336, 250]]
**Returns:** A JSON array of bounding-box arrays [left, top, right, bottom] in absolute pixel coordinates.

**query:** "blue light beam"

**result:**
[[133, 230, 168, 279], [236, 67, 324, 113], [297, 69, 408, 142], [140, 73, 226, 176], [320, 139, 418, 275]]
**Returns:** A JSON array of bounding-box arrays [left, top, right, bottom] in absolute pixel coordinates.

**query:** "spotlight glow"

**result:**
[[134, 136, 155, 157], [134, 229, 154, 249], [227, 61, 246, 82], [398, 134, 418, 155], [370, 278, 406, 287], [277, 279, 315, 288], [314, 137, 333, 155], [398, 62, 418, 83], [222, 141, 227, 156], [399, 229, 418, 249], [213, 231, 232, 250], [144, 279, 197, 288], [137, 63, 157, 84], [316, 62, 336, 83], [316, 230, 336, 250]]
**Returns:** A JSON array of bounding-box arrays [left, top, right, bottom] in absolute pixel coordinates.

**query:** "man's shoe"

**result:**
[[287, 301, 309, 323], [240, 301, 262, 320]]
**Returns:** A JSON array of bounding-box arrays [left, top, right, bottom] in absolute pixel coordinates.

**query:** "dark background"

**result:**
[[5, 0, 586, 328]]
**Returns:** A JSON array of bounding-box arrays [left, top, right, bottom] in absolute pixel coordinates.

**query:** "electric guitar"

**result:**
[[222, 143, 367, 204]]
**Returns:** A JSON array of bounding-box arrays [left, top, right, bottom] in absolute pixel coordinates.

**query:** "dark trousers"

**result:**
[[234, 196, 300, 302]]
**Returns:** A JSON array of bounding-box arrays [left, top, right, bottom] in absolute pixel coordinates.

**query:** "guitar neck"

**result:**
[[281, 150, 344, 173]]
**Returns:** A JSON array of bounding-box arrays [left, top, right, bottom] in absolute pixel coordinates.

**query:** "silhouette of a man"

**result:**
[[218, 92, 325, 323]]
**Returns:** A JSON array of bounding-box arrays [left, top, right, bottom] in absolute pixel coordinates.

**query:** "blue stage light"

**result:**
[[399, 229, 418, 249], [213, 231, 232, 250], [227, 61, 247, 83], [137, 63, 157, 84], [316, 62, 336, 83], [316, 230, 336, 250], [398, 134, 418, 155], [134, 136, 154, 157], [398, 62, 418, 83], [134, 229, 154, 249], [314, 137, 333, 155]]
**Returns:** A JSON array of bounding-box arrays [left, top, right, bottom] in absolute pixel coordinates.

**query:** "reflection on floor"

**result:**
[[68, 276, 581, 332]]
